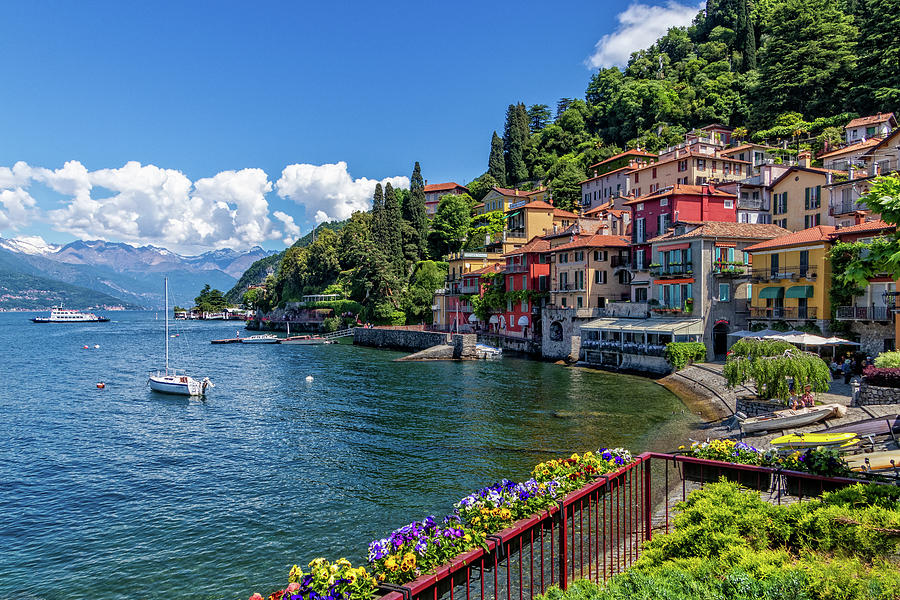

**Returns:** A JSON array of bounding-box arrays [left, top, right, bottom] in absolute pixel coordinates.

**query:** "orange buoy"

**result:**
[[96, 382, 105, 389], [83, 345, 89, 349]]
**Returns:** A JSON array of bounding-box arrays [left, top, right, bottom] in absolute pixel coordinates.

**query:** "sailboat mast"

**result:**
[[165, 277, 169, 374]]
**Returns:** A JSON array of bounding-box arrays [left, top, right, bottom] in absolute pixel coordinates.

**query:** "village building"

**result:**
[[498, 237, 551, 340], [424, 182, 469, 218], [432, 251, 504, 331], [744, 226, 835, 333], [827, 127, 900, 227], [547, 233, 631, 311], [844, 112, 896, 144], [766, 164, 835, 231], [579, 149, 658, 210]]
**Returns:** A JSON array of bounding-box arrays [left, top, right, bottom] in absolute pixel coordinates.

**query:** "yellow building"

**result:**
[[768, 166, 834, 231], [744, 226, 835, 330], [488, 200, 578, 254], [476, 187, 548, 215]]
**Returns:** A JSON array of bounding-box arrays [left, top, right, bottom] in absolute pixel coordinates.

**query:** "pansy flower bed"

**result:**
[[532, 448, 633, 493], [367, 515, 485, 584], [679, 439, 774, 465], [250, 558, 376, 600], [454, 478, 561, 533]]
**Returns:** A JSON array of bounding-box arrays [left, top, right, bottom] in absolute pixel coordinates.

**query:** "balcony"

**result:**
[[551, 284, 586, 293], [459, 285, 479, 294], [831, 201, 864, 216], [712, 262, 748, 277], [651, 304, 693, 316], [749, 306, 819, 320], [610, 256, 629, 268], [749, 265, 818, 282], [835, 305, 893, 321], [738, 197, 768, 211], [650, 264, 693, 278], [505, 263, 528, 274]]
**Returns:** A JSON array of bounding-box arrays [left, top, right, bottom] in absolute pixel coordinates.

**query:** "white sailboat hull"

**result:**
[[148, 373, 209, 396]]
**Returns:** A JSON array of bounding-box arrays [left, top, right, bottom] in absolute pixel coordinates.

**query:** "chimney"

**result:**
[[850, 165, 855, 179], [826, 171, 833, 185], [798, 151, 811, 168]]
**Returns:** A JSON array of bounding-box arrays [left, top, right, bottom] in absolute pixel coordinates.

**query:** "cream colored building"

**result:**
[[768, 166, 834, 231], [548, 234, 631, 310]]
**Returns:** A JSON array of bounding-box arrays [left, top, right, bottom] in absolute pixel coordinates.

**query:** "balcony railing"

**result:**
[[835, 305, 892, 321], [831, 200, 864, 215], [610, 256, 629, 268], [749, 306, 818, 319], [651, 305, 693, 316], [459, 285, 479, 294], [737, 197, 767, 211], [712, 262, 748, 276], [649, 264, 693, 277], [505, 263, 528, 273], [551, 284, 586, 293], [749, 265, 818, 282]]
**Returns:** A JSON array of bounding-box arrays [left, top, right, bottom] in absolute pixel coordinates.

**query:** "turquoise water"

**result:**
[[0, 312, 693, 600]]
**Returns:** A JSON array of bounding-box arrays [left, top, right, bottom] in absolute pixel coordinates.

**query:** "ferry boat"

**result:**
[[31, 308, 110, 323]]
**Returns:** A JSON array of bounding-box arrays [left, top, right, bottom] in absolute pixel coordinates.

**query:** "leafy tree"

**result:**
[[465, 211, 506, 250], [503, 102, 530, 185], [403, 162, 428, 262], [753, 0, 857, 125], [427, 194, 473, 258], [547, 155, 586, 212], [853, 0, 900, 113], [401, 260, 449, 324], [488, 132, 506, 186], [527, 104, 552, 133], [555, 98, 572, 119], [194, 284, 228, 312], [466, 173, 499, 202]]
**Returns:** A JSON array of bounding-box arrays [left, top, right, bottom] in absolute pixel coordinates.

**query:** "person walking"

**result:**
[[842, 358, 853, 385]]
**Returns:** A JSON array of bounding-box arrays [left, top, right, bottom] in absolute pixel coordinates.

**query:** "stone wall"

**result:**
[[849, 321, 895, 357], [856, 383, 900, 405], [353, 327, 450, 351], [541, 307, 587, 361], [736, 396, 783, 417], [452, 333, 477, 359], [478, 333, 540, 356]]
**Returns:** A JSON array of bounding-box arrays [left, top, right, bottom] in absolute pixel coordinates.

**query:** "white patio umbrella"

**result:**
[[750, 328, 786, 338], [772, 332, 830, 346], [822, 336, 860, 346], [467, 313, 479, 323], [728, 329, 756, 337]]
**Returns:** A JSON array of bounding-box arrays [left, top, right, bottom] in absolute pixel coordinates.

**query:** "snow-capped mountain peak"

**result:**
[[0, 235, 61, 256]]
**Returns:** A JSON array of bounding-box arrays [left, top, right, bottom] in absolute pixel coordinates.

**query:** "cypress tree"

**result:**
[[384, 182, 404, 275], [737, 0, 756, 71], [503, 103, 530, 186], [371, 183, 386, 257], [488, 132, 506, 186], [403, 162, 428, 261]]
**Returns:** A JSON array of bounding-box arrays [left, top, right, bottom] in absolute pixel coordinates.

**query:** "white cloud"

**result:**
[[273, 211, 301, 245], [275, 161, 409, 224], [587, 1, 703, 69], [0, 161, 35, 190], [0, 188, 37, 231]]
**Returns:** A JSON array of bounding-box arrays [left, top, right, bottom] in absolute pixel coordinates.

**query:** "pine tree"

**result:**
[[384, 182, 404, 275], [527, 104, 552, 133], [503, 103, 530, 186], [488, 132, 506, 186]]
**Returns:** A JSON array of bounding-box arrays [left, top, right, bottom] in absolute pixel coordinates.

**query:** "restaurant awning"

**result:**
[[758, 286, 785, 299], [581, 317, 704, 336], [785, 285, 814, 298], [488, 315, 499, 324], [504, 211, 521, 219], [468, 313, 479, 323]]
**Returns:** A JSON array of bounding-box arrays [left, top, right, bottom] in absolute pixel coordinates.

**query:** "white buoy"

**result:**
[[94, 344, 100, 349], [305, 375, 314, 382]]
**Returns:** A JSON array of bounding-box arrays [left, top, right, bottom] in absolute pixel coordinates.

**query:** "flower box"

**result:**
[[781, 472, 854, 497], [681, 462, 772, 491]]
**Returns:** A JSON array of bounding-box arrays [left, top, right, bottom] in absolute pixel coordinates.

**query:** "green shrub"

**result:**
[[874, 351, 900, 368], [664, 342, 707, 370]]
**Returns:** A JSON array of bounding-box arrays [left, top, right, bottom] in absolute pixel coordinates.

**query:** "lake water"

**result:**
[[0, 311, 696, 600]]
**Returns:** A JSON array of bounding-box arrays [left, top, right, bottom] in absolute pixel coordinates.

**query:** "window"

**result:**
[[575, 270, 584, 290], [697, 159, 706, 170], [594, 270, 607, 284], [804, 185, 822, 209], [635, 218, 646, 244], [696, 177, 707, 185], [561, 297, 567, 307], [636, 202, 644, 211], [724, 198, 734, 209], [660, 197, 668, 206], [652, 167, 657, 178], [576, 296, 583, 308], [574, 251, 584, 262], [657, 213, 671, 234], [678, 160, 688, 172], [521, 299, 528, 312], [723, 164, 730, 175], [559, 253, 569, 264], [711, 160, 717, 173], [538, 275, 548, 290], [522, 275, 527, 289], [559, 272, 568, 289], [593, 250, 607, 261], [735, 165, 742, 176], [635, 288, 648, 302], [867, 126, 876, 137], [719, 283, 730, 302], [634, 172, 640, 183], [773, 192, 788, 215]]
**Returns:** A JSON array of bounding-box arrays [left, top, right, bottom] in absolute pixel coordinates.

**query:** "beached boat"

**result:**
[[281, 335, 332, 345], [739, 403, 846, 434], [240, 334, 279, 344], [31, 307, 109, 323], [771, 431, 858, 449], [819, 414, 900, 438], [148, 278, 212, 396], [845, 449, 900, 472]]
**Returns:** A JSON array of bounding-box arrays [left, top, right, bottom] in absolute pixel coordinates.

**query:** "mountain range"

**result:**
[[0, 236, 277, 310]]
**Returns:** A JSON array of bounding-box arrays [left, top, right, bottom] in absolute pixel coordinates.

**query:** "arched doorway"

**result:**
[[713, 322, 729, 358], [549, 321, 563, 341]]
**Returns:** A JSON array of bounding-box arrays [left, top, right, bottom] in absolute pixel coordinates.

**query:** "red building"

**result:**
[[625, 184, 738, 269], [499, 236, 551, 338]]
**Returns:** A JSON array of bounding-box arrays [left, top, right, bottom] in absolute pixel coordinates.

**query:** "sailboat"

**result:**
[[148, 278, 212, 396]]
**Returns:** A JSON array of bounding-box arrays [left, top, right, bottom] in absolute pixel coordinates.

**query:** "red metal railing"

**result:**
[[376, 453, 879, 600]]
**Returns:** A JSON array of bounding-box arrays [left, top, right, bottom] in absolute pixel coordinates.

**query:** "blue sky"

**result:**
[[0, 0, 702, 253]]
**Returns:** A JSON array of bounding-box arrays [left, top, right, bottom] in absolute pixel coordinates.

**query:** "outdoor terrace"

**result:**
[[835, 305, 893, 321], [749, 306, 818, 319], [749, 265, 818, 282]]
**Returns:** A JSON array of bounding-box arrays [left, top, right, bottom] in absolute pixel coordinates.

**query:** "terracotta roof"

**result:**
[[578, 164, 634, 184], [831, 220, 894, 238], [424, 182, 467, 193], [553, 208, 579, 219], [588, 149, 657, 169], [632, 149, 751, 171], [647, 222, 790, 244], [720, 143, 775, 155], [463, 263, 504, 277], [525, 187, 548, 196], [819, 137, 883, 159], [513, 200, 554, 211], [551, 234, 630, 251], [492, 186, 532, 197], [866, 127, 900, 154], [846, 112, 896, 128], [583, 201, 614, 216], [744, 225, 836, 252], [623, 184, 736, 205], [502, 236, 550, 256], [769, 166, 842, 188], [474, 202, 485, 208]]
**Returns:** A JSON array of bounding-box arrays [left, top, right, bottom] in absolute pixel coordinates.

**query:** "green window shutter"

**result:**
[[816, 185, 821, 207], [805, 188, 810, 210]]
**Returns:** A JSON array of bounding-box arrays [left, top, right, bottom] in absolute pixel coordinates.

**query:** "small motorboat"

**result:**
[[771, 432, 859, 449], [475, 343, 502, 359], [240, 334, 279, 344], [740, 403, 846, 434], [280, 335, 332, 345]]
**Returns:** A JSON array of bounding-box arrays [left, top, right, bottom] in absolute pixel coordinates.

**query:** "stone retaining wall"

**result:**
[[478, 333, 540, 356], [856, 383, 900, 405], [353, 327, 450, 351], [736, 396, 783, 417]]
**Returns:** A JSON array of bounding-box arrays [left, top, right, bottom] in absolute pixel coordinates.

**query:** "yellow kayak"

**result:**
[[771, 432, 858, 449], [845, 450, 900, 472]]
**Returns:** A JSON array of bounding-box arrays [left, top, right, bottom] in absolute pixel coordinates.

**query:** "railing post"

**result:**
[[557, 502, 568, 590], [643, 458, 652, 542]]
